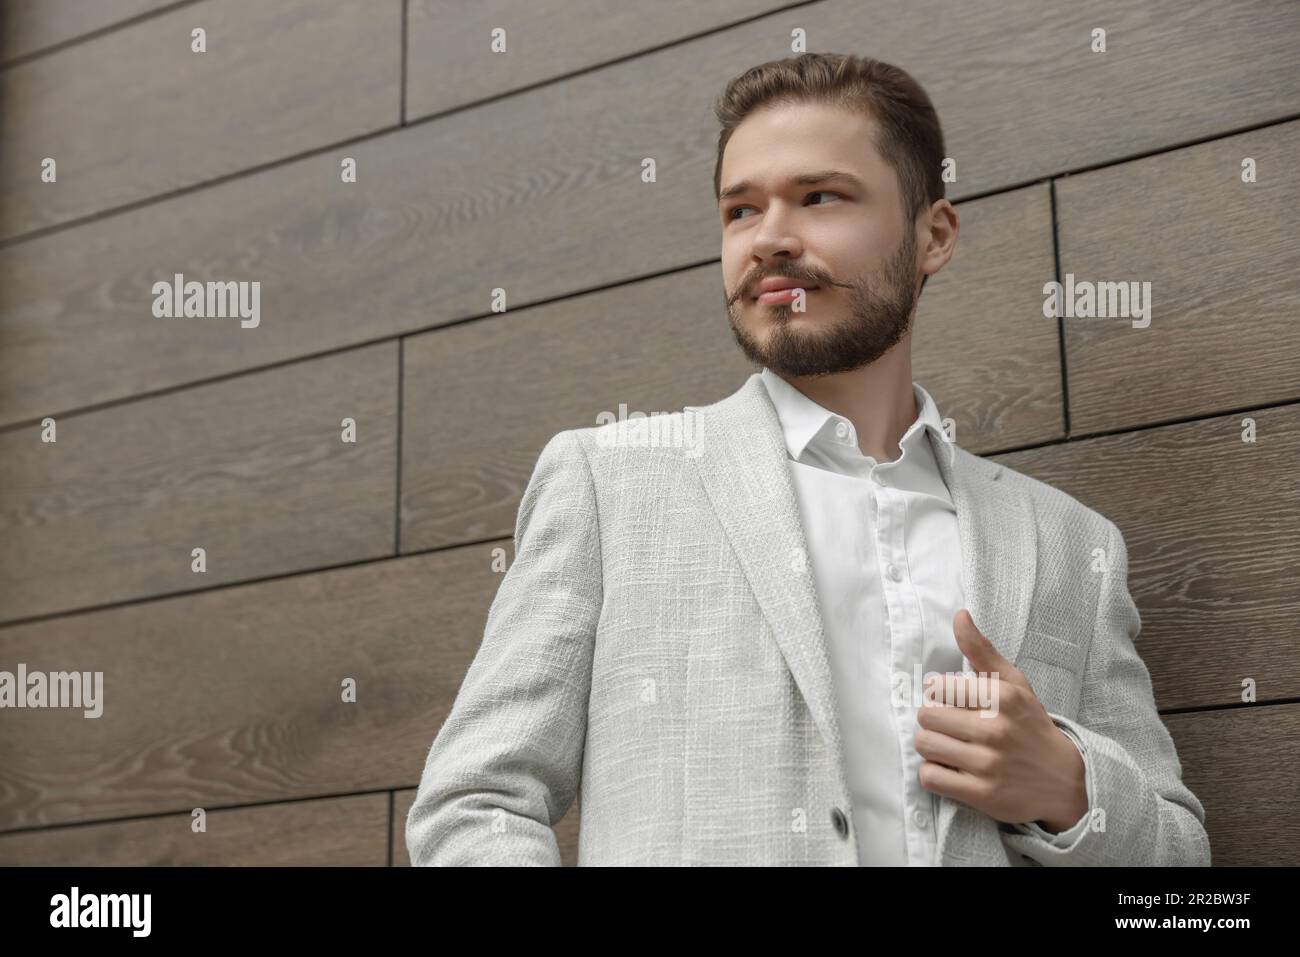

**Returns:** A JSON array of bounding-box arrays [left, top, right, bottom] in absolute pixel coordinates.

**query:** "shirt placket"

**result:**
[[872, 468, 935, 866]]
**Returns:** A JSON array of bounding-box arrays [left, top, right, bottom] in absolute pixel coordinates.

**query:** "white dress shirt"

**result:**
[[759, 367, 1089, 865]]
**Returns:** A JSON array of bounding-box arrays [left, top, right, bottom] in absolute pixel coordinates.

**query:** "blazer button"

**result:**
[[830, 807, 850, 839]]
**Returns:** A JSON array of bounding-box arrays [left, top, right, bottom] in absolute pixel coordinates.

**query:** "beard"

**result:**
[[725, 226, 919, 378]]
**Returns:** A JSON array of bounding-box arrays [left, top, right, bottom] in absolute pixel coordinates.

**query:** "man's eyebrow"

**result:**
[[718, 169, 865, 205]]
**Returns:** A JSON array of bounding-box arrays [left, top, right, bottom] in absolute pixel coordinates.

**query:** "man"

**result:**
[[406, 53, 1211, 866]]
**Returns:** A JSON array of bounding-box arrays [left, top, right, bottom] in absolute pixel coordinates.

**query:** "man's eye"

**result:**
[[728, 191, 841, 220]]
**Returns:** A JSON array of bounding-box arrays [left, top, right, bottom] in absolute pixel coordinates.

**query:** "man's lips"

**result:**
[[755, 275, 818, 294], [754, 284, 819, 304]]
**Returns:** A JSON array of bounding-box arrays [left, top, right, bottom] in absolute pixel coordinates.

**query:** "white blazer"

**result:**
[[406, 372, 1211, 866]]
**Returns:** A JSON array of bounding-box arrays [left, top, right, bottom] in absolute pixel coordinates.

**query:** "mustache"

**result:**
[[731, 268, 849, 304]]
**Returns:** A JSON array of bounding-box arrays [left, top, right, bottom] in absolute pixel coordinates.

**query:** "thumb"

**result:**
[[953, 608, 1011, 678]]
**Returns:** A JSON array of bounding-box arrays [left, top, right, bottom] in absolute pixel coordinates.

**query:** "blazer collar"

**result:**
[[688, 371, 1038, 864]]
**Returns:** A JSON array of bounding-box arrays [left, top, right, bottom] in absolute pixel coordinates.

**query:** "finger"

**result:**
[[916, 697, 995, 743], [918, 760, 981, 804], [914, 727, 992, 775]]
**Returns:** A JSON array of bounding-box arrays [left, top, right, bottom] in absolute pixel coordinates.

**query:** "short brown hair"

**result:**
[[712, 53, 946, 225]]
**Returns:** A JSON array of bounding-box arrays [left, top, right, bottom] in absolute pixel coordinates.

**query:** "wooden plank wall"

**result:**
[[0, 0, 1296, 866]]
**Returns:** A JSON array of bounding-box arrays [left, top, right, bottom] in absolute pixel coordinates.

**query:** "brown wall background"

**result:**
[[1, 0, 1297, 866]]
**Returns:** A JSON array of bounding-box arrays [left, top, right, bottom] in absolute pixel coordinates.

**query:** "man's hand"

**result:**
[[914, 609, 1088, 833]]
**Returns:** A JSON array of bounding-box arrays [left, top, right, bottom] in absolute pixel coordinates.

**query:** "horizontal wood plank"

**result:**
[[0, 0, 177, 63], [0, 793, 388, 865], [0, 342, 398, 622], [406, 0, 795, 120], [0, 0, 401, 239], [0, 543, 499, 830], [1058, 120, 1300, 434], [1167, 704, 1300, 867]]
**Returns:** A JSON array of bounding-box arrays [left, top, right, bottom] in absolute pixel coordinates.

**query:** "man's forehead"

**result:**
[[719, 106, 886, 194]]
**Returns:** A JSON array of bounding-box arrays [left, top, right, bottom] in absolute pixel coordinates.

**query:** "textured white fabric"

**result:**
[[757, 368, 1087, 864], [406, 371, 1211, 866]]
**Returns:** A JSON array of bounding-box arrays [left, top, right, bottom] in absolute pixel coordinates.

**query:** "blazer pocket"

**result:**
[[1019, 628, 1087, 676], [1019, 630, 1086, 718]]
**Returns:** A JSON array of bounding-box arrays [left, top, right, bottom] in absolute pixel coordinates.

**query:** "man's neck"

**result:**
[[773, 335, 917, 463]]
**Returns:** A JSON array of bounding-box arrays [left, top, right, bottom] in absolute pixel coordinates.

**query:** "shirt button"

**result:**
[[834, 421, 849, 440], [887, 563, 902, 582], [912, 808, 930, 828]]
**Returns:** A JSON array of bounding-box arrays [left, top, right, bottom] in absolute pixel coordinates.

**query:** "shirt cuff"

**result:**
[[1010, 717, 1092, 847]]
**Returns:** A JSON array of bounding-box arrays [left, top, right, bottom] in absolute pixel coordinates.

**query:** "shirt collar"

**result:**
[[758, 366, 955, 469]]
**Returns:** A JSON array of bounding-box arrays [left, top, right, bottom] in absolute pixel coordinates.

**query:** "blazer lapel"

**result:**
[[689, 372, 850, 802], [928, 429, 1038, 863]]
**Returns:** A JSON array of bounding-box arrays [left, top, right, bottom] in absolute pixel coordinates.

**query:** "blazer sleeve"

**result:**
[[405, 429, 602, 866], [1000, 520, 1212, 866]]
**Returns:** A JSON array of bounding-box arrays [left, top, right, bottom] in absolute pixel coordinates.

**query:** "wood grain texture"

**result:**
[[798, 0, 1300, 200], [406, 0, 795, 120], [0, 543, 504, 830], [995, 403, 1300, 711], [414, 0, 1300, 192], [0, 0, 178, 62], [0, 0, 401, 239], [399, 265, 756, 552], [0, 342, 398, 622], [0, 0, 1294, 868], [912, 183, 1062, 450], [401, 186, 1059, 551], [392, 787, 580, 866], [6, 0, 1298, 428], [0, 793, 388, 865], [1167, 704, 1300, 867], [1058, 120, 1300, 434]]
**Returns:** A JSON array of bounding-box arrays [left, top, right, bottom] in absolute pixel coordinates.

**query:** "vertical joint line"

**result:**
[[399, 0, 409, 125], [1049, 178, 1071, 437], [395, 338, 404, 555], [387, 790, 396, 866]]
